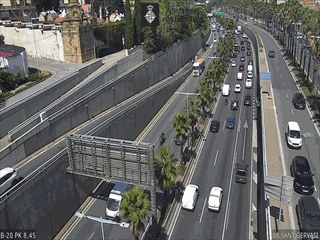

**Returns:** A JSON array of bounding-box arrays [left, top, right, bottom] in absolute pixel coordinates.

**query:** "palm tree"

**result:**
[[196, 80, 213, 115], [185, 97, 200, 143], [172, 112, 191, 144], [155, 145, 180, 192], [120, 186, 151, 240]]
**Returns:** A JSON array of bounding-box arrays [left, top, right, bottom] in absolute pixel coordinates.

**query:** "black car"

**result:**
[[268, 50, 275, 58], [297, 196, 320, 235], [241, 47, 245, 51], [202, 46, 207, 51], [210, 120, 220, 132], [244, 94, 251, 106], [240, 56, 245, 62], [292, 92, 306, 109], [290, 156, 314, 195], [232, 53, 238, 58], [240, 40, 244, 45], [247, 51, 251, 56], [247, 46, 251, 50]]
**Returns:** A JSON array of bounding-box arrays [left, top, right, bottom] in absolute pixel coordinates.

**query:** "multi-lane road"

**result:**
[[167, 31, 257, 240], [249, 21, 320, 232]]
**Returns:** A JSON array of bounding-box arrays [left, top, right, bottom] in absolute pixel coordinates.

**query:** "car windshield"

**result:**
[[237, 171, 247, 176], [107, 198, 120, 211], [289, 130, 300, 138], [305, 212, 320, 227], [297, 167, 312, 176]]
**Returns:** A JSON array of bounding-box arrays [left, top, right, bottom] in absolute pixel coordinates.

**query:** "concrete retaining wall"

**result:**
[[0, 59, 103, 139], [0, 67, 191, 240], [0, 30, 206, 165], [9, 50, 144, 141]]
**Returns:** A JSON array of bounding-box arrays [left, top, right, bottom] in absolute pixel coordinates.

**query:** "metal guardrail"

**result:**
[[0, 148, 67, 204]]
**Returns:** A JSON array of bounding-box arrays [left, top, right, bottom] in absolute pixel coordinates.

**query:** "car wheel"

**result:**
[[12, 179, 19, 186]]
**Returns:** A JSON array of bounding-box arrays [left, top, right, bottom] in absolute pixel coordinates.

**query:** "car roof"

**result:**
[[184, 184, 198, 197], [294, 156, 309, 167], [210, 187, 222, 195], [0, 167, 15, 178], [288, 121, 300, 131], [300, 196, 320, 213]]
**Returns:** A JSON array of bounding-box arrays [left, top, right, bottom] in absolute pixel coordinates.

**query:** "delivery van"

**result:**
[[222, 84, 230, 96]]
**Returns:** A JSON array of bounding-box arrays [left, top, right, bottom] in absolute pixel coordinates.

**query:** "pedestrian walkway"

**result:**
[[260, 42, 295, 238], [1, 50, 127, 109]]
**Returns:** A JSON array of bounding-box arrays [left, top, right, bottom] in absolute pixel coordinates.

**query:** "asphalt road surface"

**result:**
[[251, 23, 320, 232]]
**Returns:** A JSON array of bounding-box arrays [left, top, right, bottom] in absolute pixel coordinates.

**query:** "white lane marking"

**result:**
[[287, 94, 289, 98], [199, 197, 207, 224], [252, 203, 257, 211], [238, 119, 241, 133], [88, 232, 94, 240], [214, 150, 219, 165], [291, 109, 294, 115], [154, 137, 160, 145], [252, 171, 257, 184], [283, 82, 285, 86], [168, 205, 182, 240], [170, 114, 175, 121], [223, 120, 226, 130], [170, 138, 174, 146], [317, 198, 320, 206], [314, 186, 317, 192]]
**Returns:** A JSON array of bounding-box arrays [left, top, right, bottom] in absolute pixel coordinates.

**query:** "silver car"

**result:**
[[0, 167, 19, 196]]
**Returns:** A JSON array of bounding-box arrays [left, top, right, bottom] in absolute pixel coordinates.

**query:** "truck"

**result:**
[[237, 25, 242, 33], [105, 183, 129, 219], [193, 58, 205, 77]]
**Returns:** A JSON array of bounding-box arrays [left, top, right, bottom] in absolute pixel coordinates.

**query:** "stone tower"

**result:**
[[61, 0, 95, 63]]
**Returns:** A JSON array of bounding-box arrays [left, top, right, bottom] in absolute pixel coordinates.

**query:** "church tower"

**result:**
[[61, 0, 95, 63]]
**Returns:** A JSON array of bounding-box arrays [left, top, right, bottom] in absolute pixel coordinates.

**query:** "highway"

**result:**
[[250, 22, 320, 231], [167, 30, 257, 240], [61, 27, 220, 240]]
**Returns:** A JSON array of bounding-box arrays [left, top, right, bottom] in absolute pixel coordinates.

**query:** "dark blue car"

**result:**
[[226, 117, 235, 129]]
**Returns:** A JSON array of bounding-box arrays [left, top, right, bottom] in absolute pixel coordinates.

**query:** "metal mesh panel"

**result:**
[[66, 134, 153, 188]]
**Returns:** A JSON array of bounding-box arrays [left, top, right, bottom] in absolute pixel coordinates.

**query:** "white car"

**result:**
[[181, 184, 199, 211], [0, 167, 19, 196], [247, 71, 253, 78], [214, 38, 217, 43], [208, 187, 223, 211], [246, 79, 252, 88], [231, 61, 236, 67], [234, 84, 241, 93]]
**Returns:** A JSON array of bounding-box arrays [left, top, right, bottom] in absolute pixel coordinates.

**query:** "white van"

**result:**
[[285, 121, 302, 149], [222, 84, 230, 96], [247, 65, 253, 72], [237, 72, 243, 80]]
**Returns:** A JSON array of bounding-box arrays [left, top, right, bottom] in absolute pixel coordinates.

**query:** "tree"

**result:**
[[142, 26, 157, 52], [134, 0, 143, 45], [193, 6, 209, 30], [196, 79, 213, 114], [172, 112, 191, 144], [125, 0, 134, 49], [185, 97, 200, 143], [120, 186, 151, 240], [155, 145, 180, 192]]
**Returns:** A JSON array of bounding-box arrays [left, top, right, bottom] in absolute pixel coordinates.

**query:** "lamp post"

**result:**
[[32, 21, 41, 77]]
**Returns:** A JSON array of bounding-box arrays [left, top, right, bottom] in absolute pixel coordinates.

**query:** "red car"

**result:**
[[239, 65, 245, 71]]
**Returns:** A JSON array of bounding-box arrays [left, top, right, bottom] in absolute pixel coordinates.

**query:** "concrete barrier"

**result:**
[[0, 65, 191, 240], [8, 50, 144, 141], [0, 30, 205, 168], [0, 59, 103, 138]]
